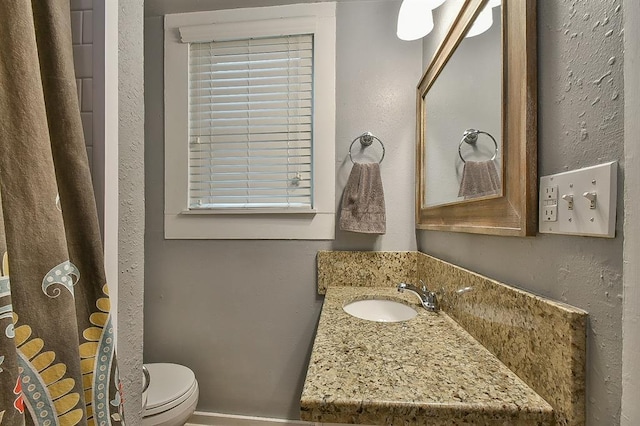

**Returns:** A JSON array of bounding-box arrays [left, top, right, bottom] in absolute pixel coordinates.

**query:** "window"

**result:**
[[164, 3, 336, 239], [188, 35, 313, 210]]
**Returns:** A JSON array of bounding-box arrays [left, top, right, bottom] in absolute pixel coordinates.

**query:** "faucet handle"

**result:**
[[419, 279, 427, 293], [425, 291, 439, 312]]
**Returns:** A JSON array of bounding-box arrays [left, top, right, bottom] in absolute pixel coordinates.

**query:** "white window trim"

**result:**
[[163, 3, 336, 240]]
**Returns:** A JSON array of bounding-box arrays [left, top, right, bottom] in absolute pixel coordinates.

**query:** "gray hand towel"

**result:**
[[339, 162, 386, 234], [458, 160, 501, 199]]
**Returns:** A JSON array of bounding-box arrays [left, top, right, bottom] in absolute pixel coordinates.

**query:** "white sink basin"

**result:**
[[343, 299, 417, 323]]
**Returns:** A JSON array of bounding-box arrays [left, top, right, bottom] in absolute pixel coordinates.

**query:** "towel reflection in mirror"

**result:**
[[457, 129, 501, 199]]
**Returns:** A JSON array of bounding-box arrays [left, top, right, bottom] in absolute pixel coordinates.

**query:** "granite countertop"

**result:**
[[300, 286, 554, 426]]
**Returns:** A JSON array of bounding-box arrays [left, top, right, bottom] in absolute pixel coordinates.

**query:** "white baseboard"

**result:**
[[185, 411, 314, 426], [185, 410, 365, 426]]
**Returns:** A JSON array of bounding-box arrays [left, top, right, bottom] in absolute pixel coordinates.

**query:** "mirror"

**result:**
[[416, 0, 537, 236], [424, 1, 502, 207]]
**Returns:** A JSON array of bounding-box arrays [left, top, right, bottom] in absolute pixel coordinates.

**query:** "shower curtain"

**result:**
[[0, 0, 124, 425]]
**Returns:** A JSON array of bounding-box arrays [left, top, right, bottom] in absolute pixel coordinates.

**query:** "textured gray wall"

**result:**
[[143, 0, 421, 419], [622, 0, 640, 424], [418, 1, 624, 425], [119, 0, 145, 423]]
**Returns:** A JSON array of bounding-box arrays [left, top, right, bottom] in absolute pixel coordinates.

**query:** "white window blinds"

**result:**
[[188, 34, 314, 210]]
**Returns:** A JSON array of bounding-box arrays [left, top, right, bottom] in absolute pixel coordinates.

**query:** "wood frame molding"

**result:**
[[416, 0, 537, 236]]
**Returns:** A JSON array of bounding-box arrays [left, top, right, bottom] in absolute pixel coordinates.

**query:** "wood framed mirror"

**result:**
[[416, 0, 537, 236]]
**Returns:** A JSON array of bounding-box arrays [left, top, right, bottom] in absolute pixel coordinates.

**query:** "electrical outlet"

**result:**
[[543, 205, 557, 222], [543, 185, 558, 201], [541, 185, 558, 222]]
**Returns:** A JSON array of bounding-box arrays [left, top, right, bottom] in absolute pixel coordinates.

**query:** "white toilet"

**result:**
[[141, 363, 199, 426]]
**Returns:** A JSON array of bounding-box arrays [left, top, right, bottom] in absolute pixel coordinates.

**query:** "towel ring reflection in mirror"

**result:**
[[458, 129, 498, 163], [349, 132, 385, 164]]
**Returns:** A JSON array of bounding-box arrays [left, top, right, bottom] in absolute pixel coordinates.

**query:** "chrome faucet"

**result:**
[[397, 281, 439, 312]]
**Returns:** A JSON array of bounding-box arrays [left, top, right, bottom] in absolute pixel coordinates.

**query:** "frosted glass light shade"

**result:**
[[396, 0, 435, 41], [428, 0, 447, 9], [465, 5, 493, 38]]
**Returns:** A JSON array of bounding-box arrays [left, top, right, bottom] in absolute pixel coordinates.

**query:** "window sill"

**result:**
[[182, 207, 317, 215], [164, 211, 335, 240]]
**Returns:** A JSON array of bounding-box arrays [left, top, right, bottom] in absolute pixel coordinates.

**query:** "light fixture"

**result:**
[[465, 4, 493, 38], [396, 0, 499, 41], [426, 0, 447, 9], [396, 0, 435, 41], [396, 0, 447, 41], [465, 0, 501, 38]]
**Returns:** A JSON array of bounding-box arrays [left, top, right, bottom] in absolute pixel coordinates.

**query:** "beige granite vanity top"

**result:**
[[300, 286, 554, 426]]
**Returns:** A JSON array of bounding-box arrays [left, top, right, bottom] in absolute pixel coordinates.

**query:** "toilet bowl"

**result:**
[[142, 363, 199, 426]]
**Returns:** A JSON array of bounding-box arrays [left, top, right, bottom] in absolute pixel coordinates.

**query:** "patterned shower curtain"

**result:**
[[0, 0, 124, 425]]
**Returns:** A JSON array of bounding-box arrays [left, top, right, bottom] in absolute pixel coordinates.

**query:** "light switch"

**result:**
[[538, 161, 617, 238], [561, 194, 574, 210]]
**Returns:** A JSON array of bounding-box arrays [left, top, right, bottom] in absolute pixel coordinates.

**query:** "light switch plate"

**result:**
[[539, 161, 617, 237]]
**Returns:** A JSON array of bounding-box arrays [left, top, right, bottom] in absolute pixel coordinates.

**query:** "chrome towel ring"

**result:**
[[458, 129, 498, 163], [349, 132, 385, 164]]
